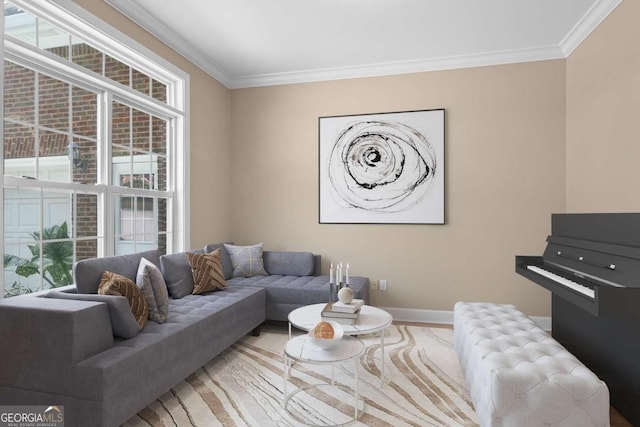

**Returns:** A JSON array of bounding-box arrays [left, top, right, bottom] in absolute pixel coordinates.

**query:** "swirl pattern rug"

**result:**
[[124, 324, 478, 426]]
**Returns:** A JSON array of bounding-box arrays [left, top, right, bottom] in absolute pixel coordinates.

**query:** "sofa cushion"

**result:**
[[224, 243, 268, 278], [98, 271, 148, 329], [188, 250, 227, 294], [45, 290, 140, 338], [73, 286, 267, 408], [263, 251, 315, 276], [160, 249, 204, 298], [136, 257, 169, 323], [73, 249, 161, 294], [203, 242, 234, 280]]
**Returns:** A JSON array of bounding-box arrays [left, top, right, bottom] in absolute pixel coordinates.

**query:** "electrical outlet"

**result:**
[[371, 279, 379, 290], [379, 279, 388, 291]]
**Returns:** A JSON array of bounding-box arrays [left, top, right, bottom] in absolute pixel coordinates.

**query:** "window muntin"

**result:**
[[3, 186, 74, 293], [4, 60, 100, 184], [4, 3, 169, 103], [112, 100, 168, 193], [2, 0, 185, 298], [114, 194, 168, 256]]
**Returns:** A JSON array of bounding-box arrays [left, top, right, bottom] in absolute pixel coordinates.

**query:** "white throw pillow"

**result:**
[[136, 257, 169, 323]]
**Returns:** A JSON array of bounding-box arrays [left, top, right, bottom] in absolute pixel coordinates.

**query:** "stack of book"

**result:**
[[321, 299, 364, 325]]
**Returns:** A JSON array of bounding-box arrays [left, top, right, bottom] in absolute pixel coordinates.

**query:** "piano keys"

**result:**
[[525, 265, 595, 298], [516, 213, 640, 426]]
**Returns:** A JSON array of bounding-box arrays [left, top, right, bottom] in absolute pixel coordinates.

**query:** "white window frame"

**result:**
[[1, 0, 190, 294]]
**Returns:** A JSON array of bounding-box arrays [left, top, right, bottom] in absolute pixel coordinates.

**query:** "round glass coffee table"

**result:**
[[283, 335, 365, 425], [288, 304, 393, 386]]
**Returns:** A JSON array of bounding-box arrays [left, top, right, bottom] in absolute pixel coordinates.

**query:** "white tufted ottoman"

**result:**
[[453, 302, 609, 427]]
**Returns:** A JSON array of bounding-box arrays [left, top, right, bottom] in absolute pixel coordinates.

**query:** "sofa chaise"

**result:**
[[0, 244, 369, 427]]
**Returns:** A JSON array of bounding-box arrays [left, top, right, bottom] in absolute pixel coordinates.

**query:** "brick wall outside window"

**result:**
[[4, 45, 168, 261]]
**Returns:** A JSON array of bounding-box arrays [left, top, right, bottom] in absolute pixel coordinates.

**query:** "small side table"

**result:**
[[283, 335, 365, 426], [288, 304, 393, 386]]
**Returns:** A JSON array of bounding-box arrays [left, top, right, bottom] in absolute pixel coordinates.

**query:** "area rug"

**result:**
[[124, 323, 478, 426]]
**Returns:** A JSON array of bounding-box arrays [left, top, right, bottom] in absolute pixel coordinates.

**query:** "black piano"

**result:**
[[516, 213, 640, 426]]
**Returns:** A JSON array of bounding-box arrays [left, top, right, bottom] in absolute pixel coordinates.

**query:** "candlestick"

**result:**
[[329, 262, 334, 285], [346, 263, 350, 285]]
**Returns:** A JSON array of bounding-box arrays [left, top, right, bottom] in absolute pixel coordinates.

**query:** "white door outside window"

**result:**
[[3, 157, 71, 289], [112, 154, 157, 255]]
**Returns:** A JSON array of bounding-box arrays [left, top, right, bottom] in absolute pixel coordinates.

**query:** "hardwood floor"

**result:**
[[393, 321, 634, 426], [611, 407, 633, 426]]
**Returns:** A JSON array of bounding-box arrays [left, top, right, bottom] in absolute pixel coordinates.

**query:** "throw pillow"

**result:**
[[203, 242, 234, 280], [224, 243, 268, 278], [160, 249, 204, 298], [98, 271, 148, 329], [136, 257, 169, 323], [188, 249, 227, 294]]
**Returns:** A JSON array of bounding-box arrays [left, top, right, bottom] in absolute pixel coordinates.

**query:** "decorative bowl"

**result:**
[[307, 321, 344, 350]]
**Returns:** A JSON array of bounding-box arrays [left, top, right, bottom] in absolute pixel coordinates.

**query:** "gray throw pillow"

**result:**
[[45, 290, 141, 339], [136, 257, 169, 323], [160, 249, 204, 298], [203, 242, 234, 280], [223, 243, 268, 278]]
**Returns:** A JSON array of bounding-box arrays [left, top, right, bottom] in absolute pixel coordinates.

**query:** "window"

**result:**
[[2, 1, 188, 297]]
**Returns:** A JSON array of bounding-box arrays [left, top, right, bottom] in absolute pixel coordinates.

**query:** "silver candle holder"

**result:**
[[329, 261, 349, 302]]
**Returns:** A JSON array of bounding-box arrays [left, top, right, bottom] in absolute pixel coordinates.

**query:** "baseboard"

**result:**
[[381, 307, 454, 325], [381, 306, 552, 331]]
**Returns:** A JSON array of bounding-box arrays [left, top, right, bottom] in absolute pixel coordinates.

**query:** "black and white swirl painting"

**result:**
[[319, 109, 444, 224]]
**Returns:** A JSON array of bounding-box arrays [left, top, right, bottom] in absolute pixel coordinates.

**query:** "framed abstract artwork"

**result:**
[[319, 109, 444, 224]]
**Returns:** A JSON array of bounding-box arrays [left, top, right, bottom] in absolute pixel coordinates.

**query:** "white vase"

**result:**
[[338, 286, 354, 304]]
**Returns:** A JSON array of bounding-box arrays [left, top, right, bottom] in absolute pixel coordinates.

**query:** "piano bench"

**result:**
[[453, 302, 610, 427]]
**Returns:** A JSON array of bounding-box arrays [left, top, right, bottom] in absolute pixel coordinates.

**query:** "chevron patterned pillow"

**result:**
[[98, 271, 148, 330], [188, 249, 227, 295]]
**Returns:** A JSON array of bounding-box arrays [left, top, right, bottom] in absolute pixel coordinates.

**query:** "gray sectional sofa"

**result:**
[[0, 244, 369, 427]]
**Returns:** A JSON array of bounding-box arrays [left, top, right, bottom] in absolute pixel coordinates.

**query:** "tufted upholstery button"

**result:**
[[454, 302, 609, 427]]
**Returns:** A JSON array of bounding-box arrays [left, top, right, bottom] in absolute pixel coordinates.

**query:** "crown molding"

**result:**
[[104, 0, 233, 88], [229, 46, 565, 89], [105, 0, 621, 90], [559, 0, 622, 56]]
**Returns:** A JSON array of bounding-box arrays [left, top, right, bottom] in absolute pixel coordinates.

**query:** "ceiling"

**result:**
[[105, 0, 621, 89]]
